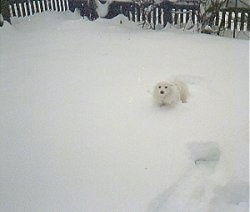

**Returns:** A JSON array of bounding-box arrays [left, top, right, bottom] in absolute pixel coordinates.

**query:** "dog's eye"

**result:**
[[165, 86, 168, 89], [158, 86, 161, 89]]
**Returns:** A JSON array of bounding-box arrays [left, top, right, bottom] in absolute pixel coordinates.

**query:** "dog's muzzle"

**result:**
[[160, 91, 164, 95]]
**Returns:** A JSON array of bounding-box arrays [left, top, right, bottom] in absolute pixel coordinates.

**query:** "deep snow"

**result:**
[[0, 11, 249, 212]]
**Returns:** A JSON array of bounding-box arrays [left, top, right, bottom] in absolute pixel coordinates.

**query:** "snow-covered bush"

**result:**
[[0, 14, 3, 27], [95, 0, 112, 18]]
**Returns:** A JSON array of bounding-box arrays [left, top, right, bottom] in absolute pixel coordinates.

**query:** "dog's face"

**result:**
[[154, 82, 172, 98]]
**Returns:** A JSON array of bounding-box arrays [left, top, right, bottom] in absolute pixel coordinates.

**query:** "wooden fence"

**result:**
[[104, 1, 200, 28], [0, 0, 249, 37], [218, 8, 250, 34], [0, 0, 201, 26], [8, 0, 69, 17]]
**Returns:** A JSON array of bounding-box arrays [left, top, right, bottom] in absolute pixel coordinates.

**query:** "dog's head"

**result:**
[[154, 81, 173, 98]]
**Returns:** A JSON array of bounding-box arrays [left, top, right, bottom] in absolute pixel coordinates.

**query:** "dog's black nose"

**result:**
[[160, 91, 164, 94]]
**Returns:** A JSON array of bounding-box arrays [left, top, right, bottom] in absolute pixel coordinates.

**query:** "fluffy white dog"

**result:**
[[153, 80, 189, 106]]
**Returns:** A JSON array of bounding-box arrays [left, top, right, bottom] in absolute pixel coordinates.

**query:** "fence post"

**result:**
[[136, 4, 140, 22], [215, 11, 219, 26], [157, 6, 161, 25], [152, 6, 156, 29], [131, 3, 135, 22], [233, 11, 237, 38], [35, 0, 40, 13], [174, 9, 178, 24], [217, 10, 226, 35], [147, 7, 151, 24], [227, 11, 232, 29], [240, 12, 244, 31], [222, 11, 225, 29], [247, 11, 250, 31], [185, 10, 190, 23], [140, 5, 144, 22], [180, 8, 183, 24], [25, 0, 31, 16], [192, 9, 195, 24]]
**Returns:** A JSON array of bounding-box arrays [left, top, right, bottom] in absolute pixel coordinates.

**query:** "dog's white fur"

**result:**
[[153, 80, 189, 106]]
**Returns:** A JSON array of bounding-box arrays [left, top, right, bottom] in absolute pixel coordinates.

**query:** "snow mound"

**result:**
[[212, 182, 249, 211], [148, 143, 247, 212], [148, 168, 249, 212], [188, 142, 220, 165]]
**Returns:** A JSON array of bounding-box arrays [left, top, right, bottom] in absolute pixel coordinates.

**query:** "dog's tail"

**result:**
[[173, 80, 189, 103]]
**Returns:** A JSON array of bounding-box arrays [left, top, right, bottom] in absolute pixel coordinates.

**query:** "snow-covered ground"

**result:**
[[0, 11, 249, 212]]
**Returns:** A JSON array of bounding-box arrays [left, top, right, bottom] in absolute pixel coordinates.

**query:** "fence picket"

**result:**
[[34, 0, 39, 13], [32, 0, 35, 13], [25, 0, 31, 16], [131, 4, 135, 22], [147, 9, 151, 24], [191, 10, 195, 24], [37, 0, 41, 13], [57, 0, 60, 11], [17, 3, 22, 17], [20, 1, 25, 16], [47, 0, 52, 10], [136, 5, 140, 22], [43, 0, 48, 11], [157, 7, 161, 25], [41, 0, 45, 12], [56, 0, 60, 11], [61, 0, 65, 11], [14, 3, 17, 16], [234, 11, 238, 31], [51, 0, 56, 11], [9, 4, 15, 17], [39, 0, 43, 12], [228, 11, 232, 29], [23, 1, 28, 16], [180, 9, 184, 24], [248, 12, 250, 31], [220, 11, 226, 28], [16, 2, 21, 17], [141, 7, 145, 23], [65, 0, 69, 10], [152, 7, 156, 28], [240, 12, 244, 30], [215, 12, 219, 26], [185, 10, 189, 23]]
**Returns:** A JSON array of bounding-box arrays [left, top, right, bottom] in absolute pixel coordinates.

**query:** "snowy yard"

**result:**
[[0, 11, 249, 212]]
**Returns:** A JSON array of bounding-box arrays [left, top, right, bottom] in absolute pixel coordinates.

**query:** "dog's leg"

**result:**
[[181, 97, 187, 103]]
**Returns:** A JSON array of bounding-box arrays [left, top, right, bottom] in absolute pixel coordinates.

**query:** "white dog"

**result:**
[[153, 80, 189, 106]]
